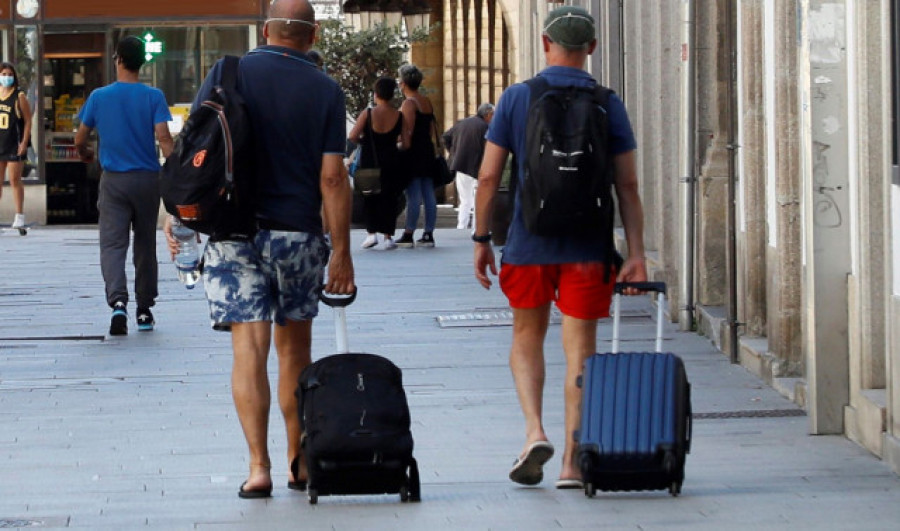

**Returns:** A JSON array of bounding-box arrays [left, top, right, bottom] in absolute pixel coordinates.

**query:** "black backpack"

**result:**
[[297, 353, 420, 501], [520, 76, 615, 239], [160, 55, 255, 240]]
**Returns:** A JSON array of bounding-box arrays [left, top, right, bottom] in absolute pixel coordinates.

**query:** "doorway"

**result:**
[[42, 31, 105, 224]]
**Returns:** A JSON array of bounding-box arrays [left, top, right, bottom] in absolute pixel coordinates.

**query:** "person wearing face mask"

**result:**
[[0, 62, 32, 232]]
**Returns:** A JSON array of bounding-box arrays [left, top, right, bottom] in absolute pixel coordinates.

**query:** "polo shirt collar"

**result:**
[[253, 45, 316, 66], [538, 65, 593, 82]]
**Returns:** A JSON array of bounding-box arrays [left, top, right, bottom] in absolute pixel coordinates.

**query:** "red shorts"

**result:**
[[499, 262, 615, 320]]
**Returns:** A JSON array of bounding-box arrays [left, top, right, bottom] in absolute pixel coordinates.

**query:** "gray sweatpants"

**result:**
[[97, 170, 160, 309]]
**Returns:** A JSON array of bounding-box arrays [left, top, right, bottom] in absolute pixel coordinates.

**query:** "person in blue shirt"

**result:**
[[473, 6, 649, 489], [164, 0, 355, 499], [75, 36, 173, 336]]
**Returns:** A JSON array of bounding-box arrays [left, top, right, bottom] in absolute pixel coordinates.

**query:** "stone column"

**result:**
[[799, 0, 851, 435], [737, 0, 767, 337], [657, 0, 682, 300], [842, 0, 889, 457], [694, 0, 728, 306], [637, 3, 661, 257], [768, 0, 804, 377], [594, 0, 623, 92]]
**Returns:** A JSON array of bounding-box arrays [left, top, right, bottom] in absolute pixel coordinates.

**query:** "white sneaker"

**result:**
[[380, 238, 398, 250], [361, 233, 378, 249], [11, 214, 25, 229]]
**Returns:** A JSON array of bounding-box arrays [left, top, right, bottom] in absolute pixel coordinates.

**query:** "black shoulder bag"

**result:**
[[354, 108, 382, 196]]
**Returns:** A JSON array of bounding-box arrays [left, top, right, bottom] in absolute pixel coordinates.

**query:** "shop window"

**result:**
[[112, 26, 250, 108], [14, 26, 40, 183]]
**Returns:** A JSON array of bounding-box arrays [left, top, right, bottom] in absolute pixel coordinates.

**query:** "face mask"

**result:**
[[0, 76, 14, 88]]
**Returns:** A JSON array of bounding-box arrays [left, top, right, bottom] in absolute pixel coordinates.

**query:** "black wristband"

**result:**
[[472, 233, 492, 243]]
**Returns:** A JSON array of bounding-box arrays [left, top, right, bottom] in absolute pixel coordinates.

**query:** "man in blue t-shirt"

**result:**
[[162, 0, 355, 499], [473, 6, 649, 489], [75, 36, 173, 337]]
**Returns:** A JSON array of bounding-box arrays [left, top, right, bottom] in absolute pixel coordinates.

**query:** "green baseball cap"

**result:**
[[543, 6, 596, 47]]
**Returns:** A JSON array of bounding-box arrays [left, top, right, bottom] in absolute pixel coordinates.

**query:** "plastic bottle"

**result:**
[[172, 218, 201, 289]]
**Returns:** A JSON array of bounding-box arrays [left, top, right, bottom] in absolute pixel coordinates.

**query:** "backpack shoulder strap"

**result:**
[[524, 76, 551, 108], [219, 55, 241, 91], [593, 84, 613, 107]]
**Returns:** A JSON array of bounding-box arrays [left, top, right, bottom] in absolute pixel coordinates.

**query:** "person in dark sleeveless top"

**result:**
[[348, 77, 408, 250], [0, 62, 32, 230], [396, 64, 438, 248]]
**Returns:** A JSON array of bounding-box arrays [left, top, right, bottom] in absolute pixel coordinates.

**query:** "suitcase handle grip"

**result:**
[[614, 281, 667, 295], [612, 282, 667, 353], [319, 286, 358, 307]]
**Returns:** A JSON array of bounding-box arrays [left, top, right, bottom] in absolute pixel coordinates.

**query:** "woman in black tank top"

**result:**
[[0, 62, 32, 229], [396, 64, 438, 248], [348, 77, 409, 249]]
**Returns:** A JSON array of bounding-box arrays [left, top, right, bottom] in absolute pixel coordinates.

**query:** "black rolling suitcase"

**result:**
[[576, 282, 692, 497], [296, 289, 421, 504]]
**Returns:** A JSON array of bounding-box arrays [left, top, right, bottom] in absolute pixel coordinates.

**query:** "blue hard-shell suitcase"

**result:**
[[576, 282, 692, 497]]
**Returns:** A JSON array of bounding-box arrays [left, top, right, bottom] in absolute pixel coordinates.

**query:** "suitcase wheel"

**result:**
[[662, 452, 676, 474], [308, 488, 319, 504], [400, 485, 409, 502], [584, 482, 596, 498], [669, 481, 682, 497]]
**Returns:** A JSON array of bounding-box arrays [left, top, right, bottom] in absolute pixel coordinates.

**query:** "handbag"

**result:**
[[431, 117, 454, 188], [433, 155, 454, 187], [354, 109, 382, 196]]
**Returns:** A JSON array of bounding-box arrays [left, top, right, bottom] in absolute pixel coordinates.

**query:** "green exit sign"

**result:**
[[143, 32, 164, 63]]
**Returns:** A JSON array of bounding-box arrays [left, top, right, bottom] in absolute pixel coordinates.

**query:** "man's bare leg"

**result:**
[[274, 319, 313, 484], [510, 304, 552, 453], [231, 321, 274, 491], [560, 314, 597, 481]]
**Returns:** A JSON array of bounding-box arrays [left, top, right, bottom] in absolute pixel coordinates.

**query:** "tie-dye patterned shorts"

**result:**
[[201, 230, 330, 330]]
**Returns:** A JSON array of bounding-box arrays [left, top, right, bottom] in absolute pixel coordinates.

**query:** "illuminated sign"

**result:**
[[143, 32, 164, 63]]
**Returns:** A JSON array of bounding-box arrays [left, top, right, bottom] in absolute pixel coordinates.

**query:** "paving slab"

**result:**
[[1, 227, 899, 529]]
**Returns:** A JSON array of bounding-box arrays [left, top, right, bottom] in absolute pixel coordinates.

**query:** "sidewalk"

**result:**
[[1, 227, 899, 530]]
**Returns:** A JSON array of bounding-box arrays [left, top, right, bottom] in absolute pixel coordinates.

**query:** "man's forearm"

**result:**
[[158, 137, 174, 158], [618, 183, 646, 259], [74, 125, 94, 161], [613, 151, 645, 258], [474, 142, 508, 236], [321, 166, 352, 251]]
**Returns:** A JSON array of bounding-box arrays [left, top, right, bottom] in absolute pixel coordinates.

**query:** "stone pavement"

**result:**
[[1, 227, 899, 530]]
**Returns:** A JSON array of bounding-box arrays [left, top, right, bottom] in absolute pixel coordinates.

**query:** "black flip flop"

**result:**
[[287, 456, 308, 491], [555, 478, 584, 489], [509, 441, 555, 486], [238, 481, 273, 499]]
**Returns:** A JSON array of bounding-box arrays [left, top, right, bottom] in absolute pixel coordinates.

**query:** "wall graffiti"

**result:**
[[811, 140, 843, 228]]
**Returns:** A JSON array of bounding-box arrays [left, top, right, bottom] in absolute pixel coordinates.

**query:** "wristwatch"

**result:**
[[472, 233, 492, 243]]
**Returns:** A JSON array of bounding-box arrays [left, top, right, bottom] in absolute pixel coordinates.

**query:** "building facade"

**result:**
[[6, 0, 899, 474], [0, 0, 267, 225], [581, 0, 900, 473]]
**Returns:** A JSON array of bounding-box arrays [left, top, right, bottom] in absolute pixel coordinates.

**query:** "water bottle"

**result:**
[[172, 218, 201, 289]]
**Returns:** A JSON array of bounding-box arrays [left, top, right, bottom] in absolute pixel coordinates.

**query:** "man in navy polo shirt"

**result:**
[[166, 0, 355, 499], [473, 6, 648, 489]]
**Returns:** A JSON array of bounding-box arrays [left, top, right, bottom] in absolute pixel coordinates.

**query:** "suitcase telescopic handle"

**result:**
[[319, 286, 357, 354], [319, 286, 358, 307], [612, 282, 667, 354], [613, 281, 667, 295]]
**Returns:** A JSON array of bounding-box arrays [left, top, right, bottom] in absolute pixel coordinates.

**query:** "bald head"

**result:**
[[266, 0, 316, 50]]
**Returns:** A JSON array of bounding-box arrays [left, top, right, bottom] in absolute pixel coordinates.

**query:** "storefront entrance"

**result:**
[[43, 30, 104, 224]]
